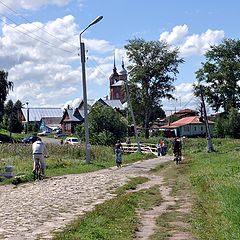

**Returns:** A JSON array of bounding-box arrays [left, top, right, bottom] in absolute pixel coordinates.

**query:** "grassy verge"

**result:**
[[149, 159, 193, 240], [0, 143, 155, 185], [184, 138, 240, 240], [53, 177, 162, 240], [145, 138, 240, 240]]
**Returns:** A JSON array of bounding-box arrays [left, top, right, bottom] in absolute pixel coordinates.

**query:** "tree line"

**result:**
[[1, 37, 240, 141]]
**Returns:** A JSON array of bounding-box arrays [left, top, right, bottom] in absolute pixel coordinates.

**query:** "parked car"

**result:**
[[21, 136, 38, 143], [38, 130, 51, 136], [54, 133, 67, 138], [64, 137, 79, 145]]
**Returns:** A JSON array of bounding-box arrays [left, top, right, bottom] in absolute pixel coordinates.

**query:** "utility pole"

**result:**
[[125, 78, 141, 152], [199, 85, 214, 152], [26, 101, 29, 134]]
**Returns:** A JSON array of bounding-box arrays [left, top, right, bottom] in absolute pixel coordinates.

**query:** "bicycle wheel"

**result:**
[[34, 164, 39, 181], [34, 161, 42, 180]]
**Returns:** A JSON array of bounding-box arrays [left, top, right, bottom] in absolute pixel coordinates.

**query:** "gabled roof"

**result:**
[[21, 108, 63, 122], [60, 108, 83, 123], [94, 98, 124, 110], [41, 117, 62, 125], [160, 116, 214, 129], [77, 99, 95, 110], [176, 108, 198, 114], [111, 80, 125, 87]]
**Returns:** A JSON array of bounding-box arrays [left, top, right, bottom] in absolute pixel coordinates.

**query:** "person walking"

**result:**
[[115, 140, 123, 168], [156, 142, 161, 157], [32, 138, 48, 177], [160, 139, 168, 156]]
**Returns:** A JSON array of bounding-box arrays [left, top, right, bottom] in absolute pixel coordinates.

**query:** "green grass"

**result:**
[[114, 176, 149, 195], [53, 178, 162, 240], [0, 143, 155, 185], [185, 138, 240, 240]]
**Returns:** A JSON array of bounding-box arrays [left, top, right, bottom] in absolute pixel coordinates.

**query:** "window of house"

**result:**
[[116, 92, 119, 99], [194, 126, 197, 131]]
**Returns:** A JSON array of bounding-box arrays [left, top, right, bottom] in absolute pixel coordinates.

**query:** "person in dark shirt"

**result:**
[[172, 137, 182, 161], [115, 140, 123, 168]]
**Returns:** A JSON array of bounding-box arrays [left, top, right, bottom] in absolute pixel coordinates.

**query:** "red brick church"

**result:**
[[109, 57, 127, 103]]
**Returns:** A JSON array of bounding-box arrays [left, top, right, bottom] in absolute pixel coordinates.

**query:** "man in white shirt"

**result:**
[[32, 138, 48, 177]]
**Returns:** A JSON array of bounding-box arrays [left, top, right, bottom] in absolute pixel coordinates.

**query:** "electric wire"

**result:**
[[0, 0, 79, 50], [0, 17, 76, 55], [87, 56, 110, 80]]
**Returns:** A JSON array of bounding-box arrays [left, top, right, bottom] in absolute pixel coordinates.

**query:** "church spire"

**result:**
[[113, 51, 117, 73]]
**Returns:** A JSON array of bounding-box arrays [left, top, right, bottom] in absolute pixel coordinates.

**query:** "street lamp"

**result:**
[[26, 101, 29, 134], [79, 16, 103, 164]]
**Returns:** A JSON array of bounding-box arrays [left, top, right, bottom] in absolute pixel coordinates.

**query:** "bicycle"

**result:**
[[33, 158, 43, 181], [174, 151, 182, 165]]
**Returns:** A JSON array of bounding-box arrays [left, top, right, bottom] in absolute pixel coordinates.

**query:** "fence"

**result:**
[[121, 143, 158, 155]]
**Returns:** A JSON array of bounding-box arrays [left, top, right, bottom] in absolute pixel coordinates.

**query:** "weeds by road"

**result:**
[[0, 143, 155, 185]]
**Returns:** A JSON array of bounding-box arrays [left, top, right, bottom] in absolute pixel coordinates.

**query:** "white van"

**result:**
[[64, 137, 79, 145]]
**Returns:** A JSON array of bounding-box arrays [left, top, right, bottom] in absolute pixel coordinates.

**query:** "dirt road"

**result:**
[[0, 156, 173, 240]]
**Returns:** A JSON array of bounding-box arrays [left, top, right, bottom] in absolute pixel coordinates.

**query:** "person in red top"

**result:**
[[160, 139, 167, 156]]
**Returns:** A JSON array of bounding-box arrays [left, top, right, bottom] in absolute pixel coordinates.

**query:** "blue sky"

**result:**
[[1, 0, 239, 114]]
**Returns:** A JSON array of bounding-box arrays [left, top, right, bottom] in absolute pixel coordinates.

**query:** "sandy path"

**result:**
[[0, 157, 171, 240]]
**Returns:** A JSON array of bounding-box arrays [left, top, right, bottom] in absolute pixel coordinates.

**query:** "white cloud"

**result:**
[[0, 0, 70, 13], [160, 24, 188, 44], [85, 39, 113, 52], [1, 14, 114, 107], [159, 25, 224, 57], [162, 82, 198, 115]]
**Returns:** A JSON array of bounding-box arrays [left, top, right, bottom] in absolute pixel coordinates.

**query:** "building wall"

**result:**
[[179, 124, 214, 137]]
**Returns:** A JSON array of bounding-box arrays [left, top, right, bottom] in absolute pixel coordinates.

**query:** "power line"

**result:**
[[0, 17, 75, 55], [87, 57, 110, 80], [0, 0, 79, 50]]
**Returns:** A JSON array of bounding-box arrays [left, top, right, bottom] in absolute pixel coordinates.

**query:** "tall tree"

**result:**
[[125, 38, 184, 138], [0, 70, 13, 122], [194, 39, 240, 113], [2, 100, 23, 133], [2, 100, 14, 138], [76, 104, 128, 146]]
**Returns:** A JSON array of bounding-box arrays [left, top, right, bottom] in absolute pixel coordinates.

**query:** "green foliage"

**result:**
[[214, 108, 240, 138], [77, 104, 128, 146], [185, 138, 240, 239], [0, 142, 154, 185], [0, 70, 13, 122], [54, 181, 161, 240], [1, 99, 23, 133], [194, 38, 240, 113], [226, 107, 240, 138], [125, 38, 184, 138]]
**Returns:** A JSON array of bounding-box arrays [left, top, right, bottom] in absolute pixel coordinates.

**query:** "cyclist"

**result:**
[[32, 138, 48, 177], [172, 137, 182, 161]]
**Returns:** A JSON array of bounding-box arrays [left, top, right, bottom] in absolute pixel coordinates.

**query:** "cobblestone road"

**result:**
[[0, 157, 171, 240]]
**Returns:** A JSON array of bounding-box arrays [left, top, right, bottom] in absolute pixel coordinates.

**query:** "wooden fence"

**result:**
[[121, 143, 158, 155]]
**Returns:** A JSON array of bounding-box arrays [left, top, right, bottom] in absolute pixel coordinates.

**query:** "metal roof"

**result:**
[[111, 80, 125, 87], [103, 99, 124, 110], [22, 108, 63, 122], [160, 116, 215, 129]]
